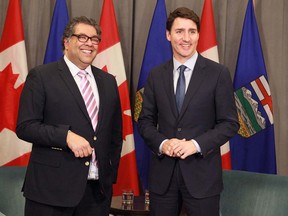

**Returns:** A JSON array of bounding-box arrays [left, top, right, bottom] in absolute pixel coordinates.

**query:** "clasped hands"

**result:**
[[162, 138, 197, 159], [66, 130, 94, 158]]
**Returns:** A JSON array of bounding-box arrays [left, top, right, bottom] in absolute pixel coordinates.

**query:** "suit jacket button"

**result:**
[[177, 128, 182, 132], [85, 161, 90, 166], [93, 136, 97, 141]]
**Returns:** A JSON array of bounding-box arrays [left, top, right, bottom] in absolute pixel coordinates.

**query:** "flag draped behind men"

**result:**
[[43, 0, 69, 64], [0, 0, 31, 166], [134, 0, 172, 190], [93, 0, 139, 196], [230, 0, 276, 174], [197, 0, 232, 169]]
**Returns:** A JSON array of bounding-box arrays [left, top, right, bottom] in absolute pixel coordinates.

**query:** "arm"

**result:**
[[110, 78, 123, 182], [137, 70, 167, 155], [16, 68, 69, 148], [16, 67, 93, 157], [194, 66, 239, 157]]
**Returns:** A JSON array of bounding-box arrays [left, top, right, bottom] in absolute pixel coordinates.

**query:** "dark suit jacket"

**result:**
[[16, 58, 122, 207], [138, 54, 239, 199]]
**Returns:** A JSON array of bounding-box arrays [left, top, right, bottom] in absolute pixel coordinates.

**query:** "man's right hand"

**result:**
[[66, 130, 93, 158]]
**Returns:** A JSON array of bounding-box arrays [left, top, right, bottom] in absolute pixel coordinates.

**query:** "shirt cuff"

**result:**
[[191, 139, 201, 153], [159, 139, 168, 154]]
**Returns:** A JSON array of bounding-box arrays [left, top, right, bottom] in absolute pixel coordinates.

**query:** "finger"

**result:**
[[180, 153, 186, 159], [74, 151, 80, 158], [82, 147, 92, 157], [78, 150, 85, 158]]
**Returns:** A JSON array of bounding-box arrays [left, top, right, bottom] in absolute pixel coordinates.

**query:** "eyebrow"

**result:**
[[174, 28, 197, 31]]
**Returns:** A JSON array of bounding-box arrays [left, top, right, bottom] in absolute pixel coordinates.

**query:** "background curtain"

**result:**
[[1, 0, 287, 175]]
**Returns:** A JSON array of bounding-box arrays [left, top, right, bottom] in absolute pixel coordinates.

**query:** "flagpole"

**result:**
[[130, 0, 136, 111]]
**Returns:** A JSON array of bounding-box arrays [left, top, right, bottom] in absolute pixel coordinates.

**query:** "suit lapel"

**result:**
[[57, 59, 91, 125], [163, 60, 178, 118], [178, 55, 207, 119], [91, 68, 105, 133]]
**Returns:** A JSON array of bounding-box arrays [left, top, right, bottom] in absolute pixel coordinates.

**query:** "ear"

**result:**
[[166, 30, 171, 42], [63, 38, 69, 50]]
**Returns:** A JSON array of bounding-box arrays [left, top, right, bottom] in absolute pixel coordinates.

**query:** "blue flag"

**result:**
[[133, 0, 172, 190], [43, 0, 69, 64], [230, 0, 276, 174]]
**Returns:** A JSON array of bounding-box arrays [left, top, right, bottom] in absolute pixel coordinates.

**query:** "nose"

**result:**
[[85, 38, 93, 45], [182, 31, 190, 41]]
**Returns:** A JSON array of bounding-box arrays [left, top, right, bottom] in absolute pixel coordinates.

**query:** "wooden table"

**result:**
[[110, 196, 149, 216]]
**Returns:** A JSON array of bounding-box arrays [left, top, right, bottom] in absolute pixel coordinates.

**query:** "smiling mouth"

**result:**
[[81, 49, 93, 54]]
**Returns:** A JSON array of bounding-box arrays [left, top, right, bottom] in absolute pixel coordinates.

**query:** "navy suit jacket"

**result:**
[[138, 54, 239, 198], [16, 58, 122, 207]]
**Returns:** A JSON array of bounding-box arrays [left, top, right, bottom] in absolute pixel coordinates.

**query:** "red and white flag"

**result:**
[[93, 0, 140, 196], [197, 0, 232, 169], [0, 0, 31, 166]]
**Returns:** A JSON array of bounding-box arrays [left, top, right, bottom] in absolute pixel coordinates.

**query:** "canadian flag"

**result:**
[[93, 0, 140, 195], [0, 0, 31, 166], [197, 0, 232, 169]]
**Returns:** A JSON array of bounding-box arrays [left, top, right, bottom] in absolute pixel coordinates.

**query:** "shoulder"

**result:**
[[91, 65, 118, 89], [149, 59, 173, 78], [91, 65, 115, 79], [28, 59, 65, 76], [197, 54, 228, 72]]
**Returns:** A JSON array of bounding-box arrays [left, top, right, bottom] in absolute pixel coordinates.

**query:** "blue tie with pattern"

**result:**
[[176, 65, 187, 113]]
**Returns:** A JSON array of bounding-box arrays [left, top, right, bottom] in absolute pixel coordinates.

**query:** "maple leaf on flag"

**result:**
[[0, 63, 24, 132], [100, 63, 133, 146]]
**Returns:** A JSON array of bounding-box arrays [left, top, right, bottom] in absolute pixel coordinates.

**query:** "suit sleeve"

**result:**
[[137, 70, 167, 155], [110, 77, 123, 182], [194, 66, 239, 157], [16, 68, 69, 148]]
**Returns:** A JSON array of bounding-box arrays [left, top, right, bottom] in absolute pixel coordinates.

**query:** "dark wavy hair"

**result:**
[[166, 7, 200, 32], [61, 16, 101, 50]]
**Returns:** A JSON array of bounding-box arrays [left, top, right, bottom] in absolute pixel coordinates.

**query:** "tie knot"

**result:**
[[78, 70, 87, 78], [178, 65, 187, 74]]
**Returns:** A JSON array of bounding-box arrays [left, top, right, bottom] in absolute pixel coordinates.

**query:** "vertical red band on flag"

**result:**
[[197, 0, 217, 53], [0, 0, 30, 166], [97, 0, 120, 53], [0, 0, 24, 52]]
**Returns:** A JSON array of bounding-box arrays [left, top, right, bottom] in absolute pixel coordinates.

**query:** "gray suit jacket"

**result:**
[[16, 58, 122, 207], [138, 54, 239, 198]]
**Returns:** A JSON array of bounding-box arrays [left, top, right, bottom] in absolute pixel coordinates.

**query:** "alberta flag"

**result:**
[[134, 0, 172, 190], [230, 0, 276, 174]]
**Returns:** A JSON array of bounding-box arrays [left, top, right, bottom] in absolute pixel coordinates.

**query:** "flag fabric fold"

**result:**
[[0, 0, 31, 166], [93, 0, 140, 196], [197, 0, 232, 169], [43, 0, 69, 64], [133, 0, 172, 190], [230, 0, 276, 174]]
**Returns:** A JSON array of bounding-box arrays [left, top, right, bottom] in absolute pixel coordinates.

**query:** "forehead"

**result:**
[[74, 23, 97, 35], [171, 17, 197, 30]]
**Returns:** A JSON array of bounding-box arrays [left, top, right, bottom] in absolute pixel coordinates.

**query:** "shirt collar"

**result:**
[[173, 52, 198, 71], [64, 55, 93, 77]]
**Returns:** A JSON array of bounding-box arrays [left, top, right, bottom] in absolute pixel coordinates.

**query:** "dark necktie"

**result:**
[[176, 65, 187, 113]]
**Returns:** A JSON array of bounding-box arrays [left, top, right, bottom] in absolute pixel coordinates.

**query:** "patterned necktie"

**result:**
[[176, 65, 187, 113], [78, 70, 98, 179], [78, 70, 98, 130]]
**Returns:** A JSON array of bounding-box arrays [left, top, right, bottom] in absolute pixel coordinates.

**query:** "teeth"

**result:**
[[82, 50, 92, 54]]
